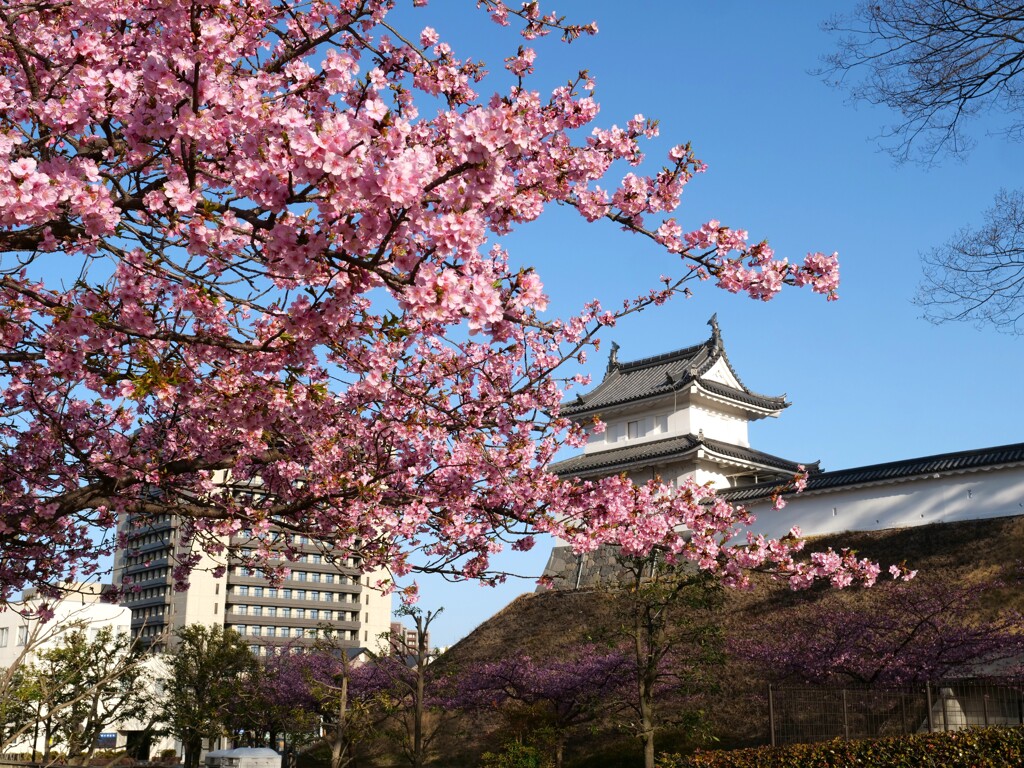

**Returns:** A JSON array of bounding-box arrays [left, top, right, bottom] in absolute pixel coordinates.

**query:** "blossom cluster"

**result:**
[[0, 0, 874, 609]]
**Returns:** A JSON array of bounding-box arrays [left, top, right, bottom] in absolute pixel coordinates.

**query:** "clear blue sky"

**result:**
[[395, 1, 1024, 647]]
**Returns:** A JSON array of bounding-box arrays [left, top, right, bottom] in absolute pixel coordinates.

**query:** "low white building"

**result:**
[[0, 583, 130, 670], [0, 583, 166, 757]]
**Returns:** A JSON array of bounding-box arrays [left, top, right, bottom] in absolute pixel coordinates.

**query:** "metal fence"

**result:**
[[767, 679, 1024, 746]]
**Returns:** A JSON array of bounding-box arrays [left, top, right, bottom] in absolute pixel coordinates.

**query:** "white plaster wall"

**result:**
[[702, 358, 741, 389], [694, 465, 731, 488], [586, 410, 673, 454], [668, 406, 692, 439], [742, 466, 1024, 542], [583, 399, 750, 455], [689, 405, 750, 446]]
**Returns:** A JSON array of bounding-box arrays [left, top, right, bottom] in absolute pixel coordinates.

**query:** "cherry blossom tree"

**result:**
[[0, 0, 884, 606], [612, 556, 724, 768], [451, 647, 632, 768], [729, 574, 1024, 686], [227, 649, 329, 754]]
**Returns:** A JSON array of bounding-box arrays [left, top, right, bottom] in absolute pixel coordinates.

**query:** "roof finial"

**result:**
[[606, 341, 620, 374], [707, 313, 720, 344]]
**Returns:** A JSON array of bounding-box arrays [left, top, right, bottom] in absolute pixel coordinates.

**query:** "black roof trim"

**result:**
[[615, 341, 708, 373], [550, 433, 809, 479], [697, 379, 789, 411], [720, 441, 1024, 503]]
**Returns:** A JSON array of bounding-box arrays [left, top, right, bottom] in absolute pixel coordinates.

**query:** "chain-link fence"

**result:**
[[767, 680, 1024, 746]]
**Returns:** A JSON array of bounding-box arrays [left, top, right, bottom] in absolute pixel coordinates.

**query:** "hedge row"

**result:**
[[657, 726, 1024, 768]]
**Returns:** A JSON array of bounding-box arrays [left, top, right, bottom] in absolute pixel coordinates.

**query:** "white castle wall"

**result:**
[[741, 465, 1024, 541]]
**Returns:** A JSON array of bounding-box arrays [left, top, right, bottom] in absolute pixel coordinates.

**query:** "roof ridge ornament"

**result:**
[[606, 341, 620, 374], [707, 313, 721, 351]]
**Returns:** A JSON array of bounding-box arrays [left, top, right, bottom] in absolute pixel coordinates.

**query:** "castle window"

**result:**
[[627, 420, 641, 439]]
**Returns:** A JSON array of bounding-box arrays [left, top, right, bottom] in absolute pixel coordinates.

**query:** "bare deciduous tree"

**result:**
[[918, 188, 1024, 332], [822, 1, 1024, 162], [823, 1, 1024, 331]]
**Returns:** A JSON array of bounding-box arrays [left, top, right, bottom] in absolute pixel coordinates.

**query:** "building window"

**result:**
[[281, 607, 291, 618], [309, 610, 318, 620], [0, 627, 7, 647], [252, 606, 262, 617], [296, 572, 307, 582], [267, 606, 277, 617], [627, 420, 641, 439], [17, 626, 27, 646], [236, 605, 248, 616], [253, 587, 264, 597], [238, 586, 249, 597]]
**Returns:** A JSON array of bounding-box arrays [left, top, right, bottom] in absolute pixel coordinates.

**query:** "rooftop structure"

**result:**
[[552, 315, 809, 489]]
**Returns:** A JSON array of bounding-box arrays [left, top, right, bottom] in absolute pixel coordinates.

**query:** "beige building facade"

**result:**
[[115, 515, 392, 654]]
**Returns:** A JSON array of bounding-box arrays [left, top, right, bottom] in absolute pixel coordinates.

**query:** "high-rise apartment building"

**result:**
[[389, 620, 428, 656], [115, 514, 392, 653]]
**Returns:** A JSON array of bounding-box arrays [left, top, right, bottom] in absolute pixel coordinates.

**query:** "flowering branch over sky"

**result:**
[[0, 0, 875, 607]]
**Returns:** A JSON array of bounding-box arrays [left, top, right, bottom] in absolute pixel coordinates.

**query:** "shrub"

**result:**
[[657, 726, 1024, 768], [480, 741, 546, 768]]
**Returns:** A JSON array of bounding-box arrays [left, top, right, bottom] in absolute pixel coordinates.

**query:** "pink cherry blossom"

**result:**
[[0, 0, 885, 614]]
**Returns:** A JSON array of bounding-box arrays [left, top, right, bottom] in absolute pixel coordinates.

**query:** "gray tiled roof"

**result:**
[[549, 432, 810, 480], [720, 441, 1024, 503], [561, 315, 787, 417]]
